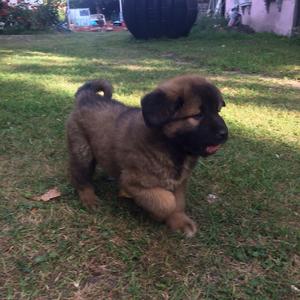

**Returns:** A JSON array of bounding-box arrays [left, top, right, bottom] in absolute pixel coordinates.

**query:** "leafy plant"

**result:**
[[0, 1, 8, 20], [1, 0, 60, 34], [5, 2, 33, 32], [31, 1, 60, 30]]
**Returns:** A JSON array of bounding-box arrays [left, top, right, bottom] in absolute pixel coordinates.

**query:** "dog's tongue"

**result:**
[[206, 145, 221, 154]]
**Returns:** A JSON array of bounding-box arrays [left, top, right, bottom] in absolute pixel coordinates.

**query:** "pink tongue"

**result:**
[[206, 145, 221, 154]]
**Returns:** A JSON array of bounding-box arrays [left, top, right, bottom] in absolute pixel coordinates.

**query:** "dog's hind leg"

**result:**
[[67, 121, 98, 211], [120, 177, 176, 221], [121, 176, 196, 237], [132, 188, 177, 221], [70, 156, 98, 211]]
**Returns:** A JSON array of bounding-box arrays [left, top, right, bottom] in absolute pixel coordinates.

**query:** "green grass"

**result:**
[[0, 26, 299, 299]]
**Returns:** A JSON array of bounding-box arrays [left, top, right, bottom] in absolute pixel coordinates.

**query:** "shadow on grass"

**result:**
[[1, 30, 299, 80], [1, 57, 299, 113], [1, 99, 299, 300], [1, 31, 300, 299], [53, 126, 299, 299], [59, 121, 299, 239], [0, 78, 72, 120]]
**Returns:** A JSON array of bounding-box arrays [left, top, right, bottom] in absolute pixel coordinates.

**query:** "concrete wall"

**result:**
[[226, 0, 297, 36]]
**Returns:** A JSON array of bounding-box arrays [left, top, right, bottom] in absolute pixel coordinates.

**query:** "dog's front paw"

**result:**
[[83, 196, 99, 212], [78, 188, 99, 212], [166, 212, 197, 237]]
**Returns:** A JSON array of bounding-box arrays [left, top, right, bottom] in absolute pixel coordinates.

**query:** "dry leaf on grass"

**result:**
[[33, 187, 61, 202]]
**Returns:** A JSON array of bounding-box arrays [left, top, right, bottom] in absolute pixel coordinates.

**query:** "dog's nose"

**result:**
[[216, 129, 228, 141]]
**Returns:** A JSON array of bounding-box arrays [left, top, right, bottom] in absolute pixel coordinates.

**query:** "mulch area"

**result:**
[[70, 22, 127, 33]]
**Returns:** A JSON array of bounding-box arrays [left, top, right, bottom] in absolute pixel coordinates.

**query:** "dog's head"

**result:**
[[141, 75, 228, 157]]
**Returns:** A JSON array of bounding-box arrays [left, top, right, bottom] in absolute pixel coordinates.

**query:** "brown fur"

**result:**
[[66, 75, 228, 237]]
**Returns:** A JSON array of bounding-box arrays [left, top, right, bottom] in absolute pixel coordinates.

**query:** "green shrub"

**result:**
[[0, 0, 60, 34], [31, 1, 59, 30], [4, 2, 33, 33]]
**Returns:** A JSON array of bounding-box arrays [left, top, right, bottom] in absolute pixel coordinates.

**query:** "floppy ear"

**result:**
[[141, 90, 182, 128], [194, 82, 225, 111]]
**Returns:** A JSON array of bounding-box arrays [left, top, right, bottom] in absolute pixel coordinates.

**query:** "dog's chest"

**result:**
[[158, 156, 197, 191]]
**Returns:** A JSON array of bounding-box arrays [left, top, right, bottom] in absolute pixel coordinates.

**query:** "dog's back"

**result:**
[[67, 79, 130, 177]]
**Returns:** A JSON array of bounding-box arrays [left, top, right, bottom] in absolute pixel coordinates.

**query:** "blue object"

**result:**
[[90, 20, 98, 26]]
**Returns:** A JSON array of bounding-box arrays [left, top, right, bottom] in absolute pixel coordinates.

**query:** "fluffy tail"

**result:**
[[75, 79, 113, 99]]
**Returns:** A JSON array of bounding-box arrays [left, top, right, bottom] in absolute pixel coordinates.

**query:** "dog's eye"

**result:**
[[193, 112, 203, 120], [175, 97, 184, 110]]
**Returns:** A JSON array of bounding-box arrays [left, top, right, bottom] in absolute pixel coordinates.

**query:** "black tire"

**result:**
[[123, 0, 198, 39]]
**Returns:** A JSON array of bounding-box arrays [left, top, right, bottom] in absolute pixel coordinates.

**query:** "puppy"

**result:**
[[66, 75, 228, 237]]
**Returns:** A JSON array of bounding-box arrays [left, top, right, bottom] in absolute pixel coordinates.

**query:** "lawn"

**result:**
[[0, 26, 299, 299]]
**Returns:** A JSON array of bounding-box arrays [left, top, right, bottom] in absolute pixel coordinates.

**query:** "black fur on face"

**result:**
[[141, 80, 228, 157], [166, 84, 228, 157], [168, 113, 228, 156], [141, 90, 183, 128]]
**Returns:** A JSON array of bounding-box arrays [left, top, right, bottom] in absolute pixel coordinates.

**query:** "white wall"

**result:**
[[226, 0, 297, 36]]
